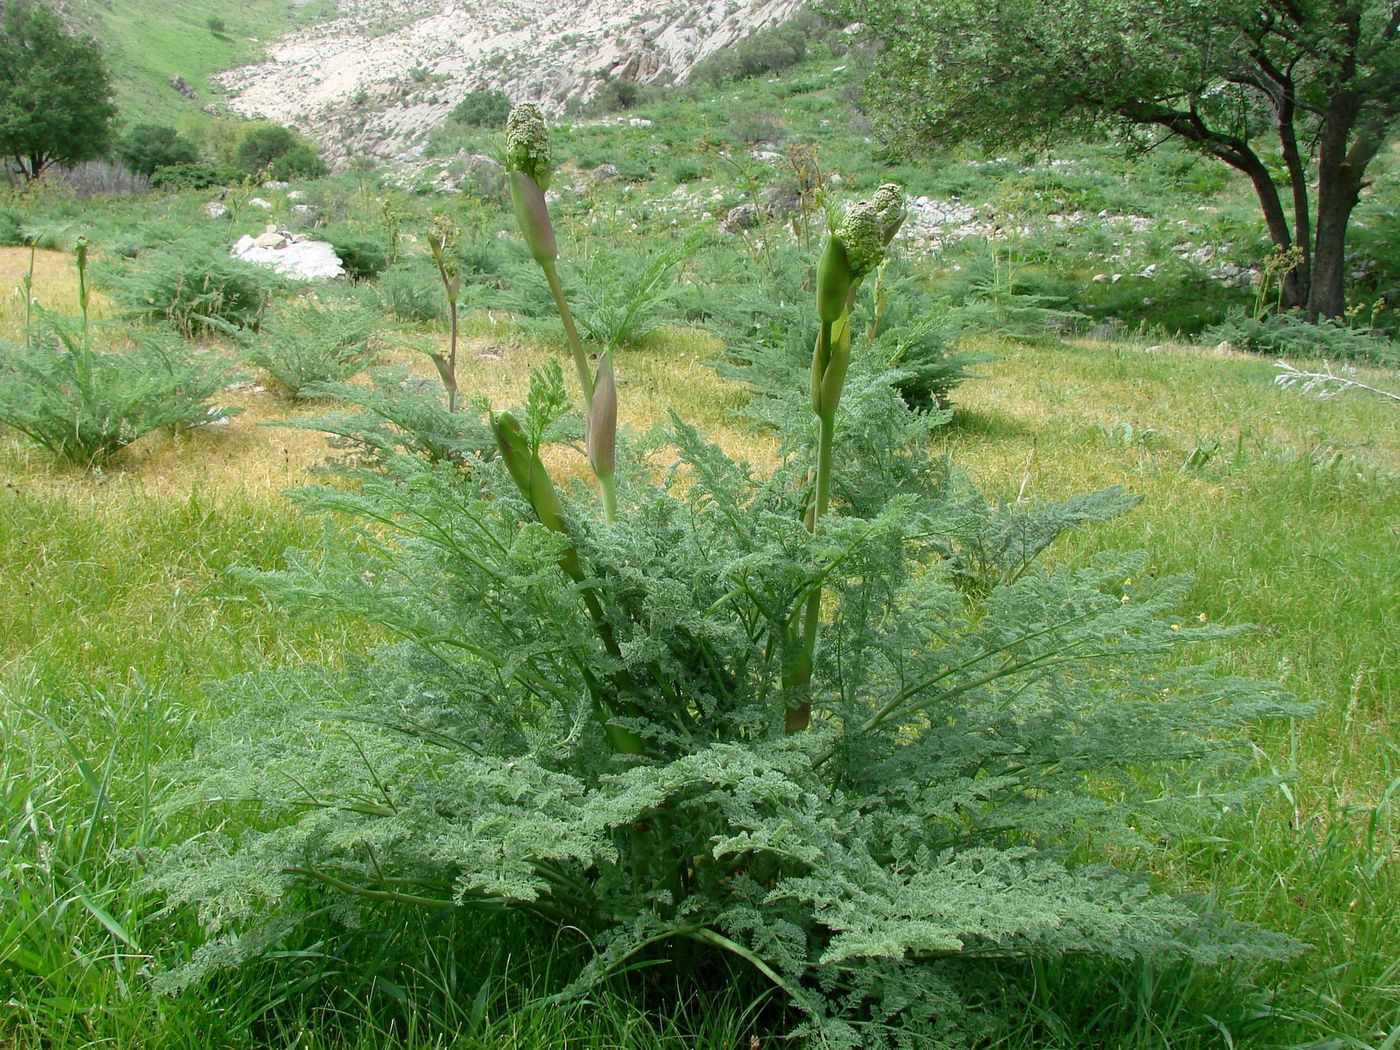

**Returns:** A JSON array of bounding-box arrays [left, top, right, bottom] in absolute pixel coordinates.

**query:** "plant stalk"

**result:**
[[542, 260, 594, 406]]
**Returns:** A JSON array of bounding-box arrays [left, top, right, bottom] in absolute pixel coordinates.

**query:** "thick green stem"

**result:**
[[542, 260, 593, 406], [598, 473, 618, 522], [447, 299, 458, 413]]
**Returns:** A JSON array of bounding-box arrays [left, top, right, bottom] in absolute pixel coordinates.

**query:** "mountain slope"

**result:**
[[59, 0, 337, 126], [215, 0, 807, 166]]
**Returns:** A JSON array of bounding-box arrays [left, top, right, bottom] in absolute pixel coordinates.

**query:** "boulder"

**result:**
[[247, 197, 273, 210], [203, 201, 230, 220], [720, 203, 759, 232], [231, 228, 344, 280]]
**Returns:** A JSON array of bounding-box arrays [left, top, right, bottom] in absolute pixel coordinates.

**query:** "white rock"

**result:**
[[253, 231, 289, 249], [262, 180, 290, 190], [231, 234, 344, 280], [627, 117, 653, 127], [203, 201, 229, 219], [285, 190, 307, 202], [247, 197, 273, 210]]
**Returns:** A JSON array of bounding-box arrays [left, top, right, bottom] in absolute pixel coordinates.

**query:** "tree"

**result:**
[[842, 0, 1400, 320], [235, 123, 327, 179], [116, 123, 200, 177], [0, 1, 117, 180]]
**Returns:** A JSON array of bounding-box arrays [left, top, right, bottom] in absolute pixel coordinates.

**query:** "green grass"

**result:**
[[68, 0, 337, 125]]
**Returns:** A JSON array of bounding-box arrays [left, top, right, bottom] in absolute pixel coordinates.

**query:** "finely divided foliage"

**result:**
[[147, 111, 1300, 1044]]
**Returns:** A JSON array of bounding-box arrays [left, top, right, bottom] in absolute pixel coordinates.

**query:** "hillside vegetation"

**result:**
[[1, 37, 1398, 1050], [62, 0, 336, 125]]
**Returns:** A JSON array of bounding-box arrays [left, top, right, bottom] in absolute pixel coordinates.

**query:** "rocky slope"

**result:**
[[216, 0, 806, 168]]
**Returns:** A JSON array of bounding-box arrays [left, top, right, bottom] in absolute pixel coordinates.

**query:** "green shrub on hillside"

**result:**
[[107, 246, 285, 337], [324, 229, 389, 281], [374, 257, 447, 322], [116, 124, 200, 177], [1206, 309, 1399, 366], [236, 124, 327, 179], [149, 162, 243, 191], [0, 308, 235, 464], [242, 302, 380, 399], [450, 88, 511, 127]]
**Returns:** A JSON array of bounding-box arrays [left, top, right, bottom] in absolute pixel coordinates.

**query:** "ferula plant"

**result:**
[[148, 108, 1299, 1046]]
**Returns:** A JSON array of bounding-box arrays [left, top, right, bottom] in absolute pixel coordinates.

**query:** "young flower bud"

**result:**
[[871, 183, 906, 245], [505, 102, 552, 191], [815, 201, 885, 324], [491, 410, 567, 537], [509, 170, 559, 266], [835, 200, 885, 280], [587, 351, 617, 480]]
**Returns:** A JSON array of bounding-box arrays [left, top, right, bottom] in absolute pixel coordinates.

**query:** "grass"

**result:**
[[68, 0, 337, 126]]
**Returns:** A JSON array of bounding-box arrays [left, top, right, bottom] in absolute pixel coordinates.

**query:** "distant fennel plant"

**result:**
[[0, 239, 236, 464], [147, 109, 1300, 1046]]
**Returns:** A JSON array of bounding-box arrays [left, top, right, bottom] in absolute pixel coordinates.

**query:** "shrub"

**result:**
[[242, 302, 380, 399], [236, 124, 326, 179], [325, 229, 389, 282], [1205, 308, 1399, 366], [0, 207, 23, 246], [116, 124, 200, 177], [450, 88, 511, 127], [149, 162, 242, 191], [287, 364, 496, 466], [149, 117, 1299, 1047], [374, 257, 446, 323], [107, 245, 284, 337], [269, 143, 328, 181]]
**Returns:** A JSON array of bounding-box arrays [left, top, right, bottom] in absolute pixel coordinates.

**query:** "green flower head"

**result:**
[[835, 200, 885, 280], [505, 102, 551, 189], [872, 182, 905, 243]]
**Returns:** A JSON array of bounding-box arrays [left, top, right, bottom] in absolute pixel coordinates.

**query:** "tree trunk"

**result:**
[[1307, 170, 1358, 320], [1237, 154, 1307, 312]]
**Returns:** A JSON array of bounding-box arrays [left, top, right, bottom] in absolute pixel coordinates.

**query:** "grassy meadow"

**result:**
[[2, 49, 1399, 1050]]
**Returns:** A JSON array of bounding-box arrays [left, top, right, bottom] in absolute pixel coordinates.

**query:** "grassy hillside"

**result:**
[[62, 0, 336, 126]]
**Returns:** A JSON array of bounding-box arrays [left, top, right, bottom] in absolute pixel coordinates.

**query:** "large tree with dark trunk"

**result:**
[[841, 0, 1399, 319], [0, 1, 116, 182]]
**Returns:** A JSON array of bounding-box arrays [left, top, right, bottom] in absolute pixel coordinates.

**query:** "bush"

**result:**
[[269, 143, 328, 181], [691, 11, 843, 85], [374, 257, 446, 323], [116, 124, 200, 177], [450, 88, 511, 127], [149, 162, 242, 191], [236, 124, 326, 179], [242, 302, 380, 399], [107, 246, 285, 337], [325, 231, 389, 282], [0, 208, 22, 246], [1205, 308, 1399, 366], [287, 364, 496, 466], [0, 312, 235, 464]]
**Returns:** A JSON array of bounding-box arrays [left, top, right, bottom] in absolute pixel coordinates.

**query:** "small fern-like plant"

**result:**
[[0, 240, 237, 464], [147, 111, 1300, 1046]]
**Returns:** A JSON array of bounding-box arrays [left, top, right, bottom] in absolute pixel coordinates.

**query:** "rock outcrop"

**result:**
[[215, 0, 806, 168]]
